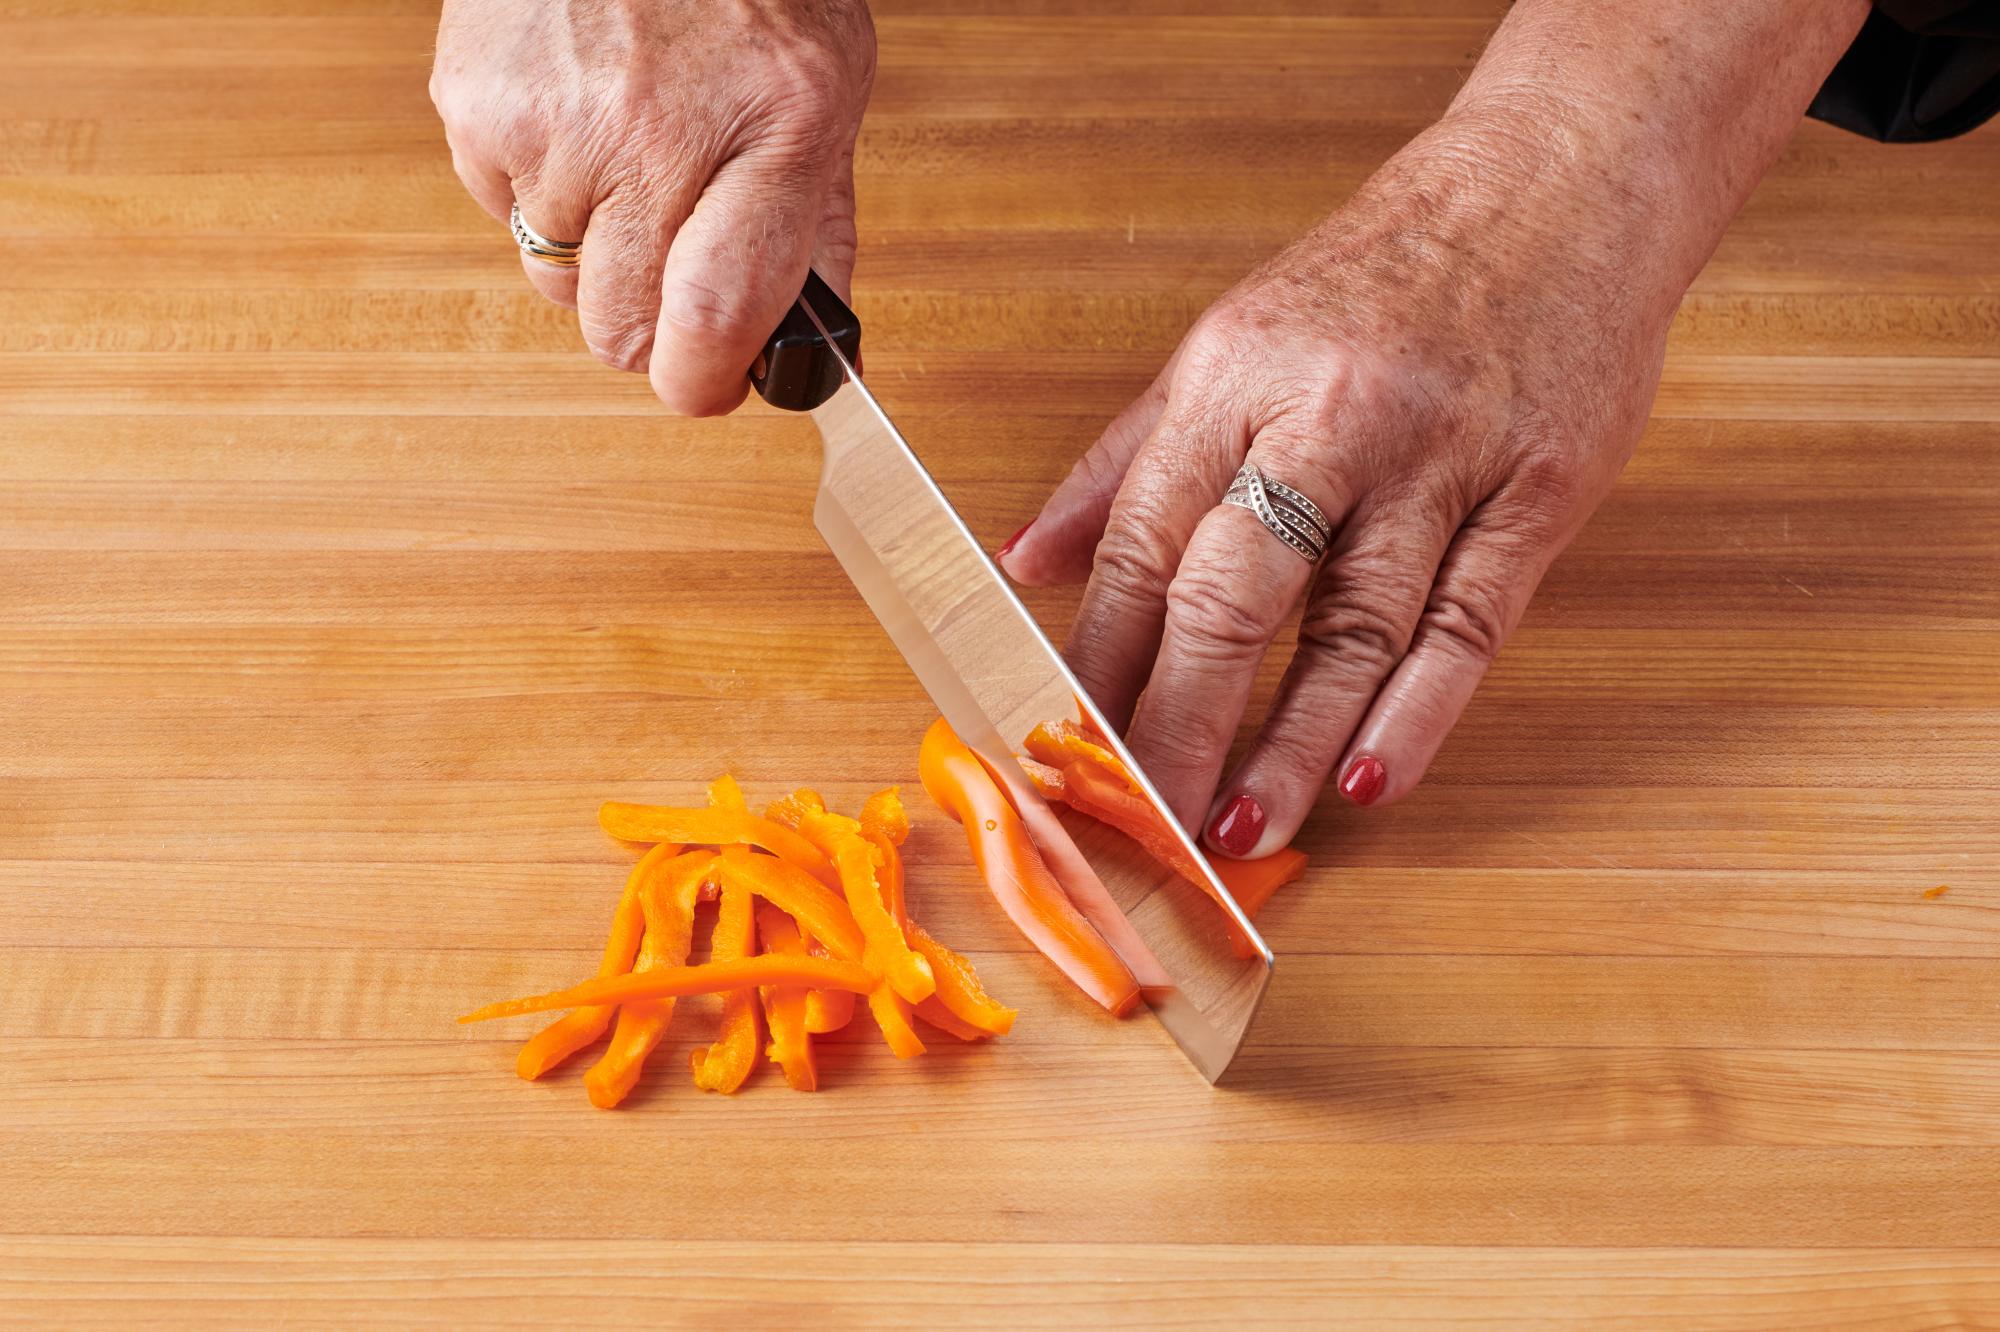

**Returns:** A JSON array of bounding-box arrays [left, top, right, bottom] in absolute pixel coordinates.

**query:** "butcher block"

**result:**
[[2, 0, 1998, 1324]]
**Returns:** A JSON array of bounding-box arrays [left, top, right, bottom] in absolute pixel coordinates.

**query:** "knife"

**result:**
[[751, 271, 1273, 1082]]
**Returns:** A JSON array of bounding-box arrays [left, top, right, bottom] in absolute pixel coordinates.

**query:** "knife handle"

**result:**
[[751, 269, 862, 413]]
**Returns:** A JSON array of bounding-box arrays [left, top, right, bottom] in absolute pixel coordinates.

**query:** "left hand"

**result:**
[[998, 111, 1679, 859]]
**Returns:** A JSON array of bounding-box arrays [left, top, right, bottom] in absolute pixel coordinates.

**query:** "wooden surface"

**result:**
[[4, 0, 1998, 1325]]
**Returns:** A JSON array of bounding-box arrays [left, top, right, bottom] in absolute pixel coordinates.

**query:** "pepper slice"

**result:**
[[919, 717, 1140, 1016], [833, 835, 934, 1004], [706, 773, 749, 813], [802, 936, 858, 1034], [714, 846, 865, 962], [691, 871, 761, 1093], [458, 955, 876, 1024], [514, 838, 683, 1081], [583, 850, 714, 1109], [1024, 719, 1139, 794], [859, 786, 910, 847], [908, 920, 1017, 1037], [755, 905, 818, 1091], [913, 995, 989, 1041], [598, 802, 837, 889]]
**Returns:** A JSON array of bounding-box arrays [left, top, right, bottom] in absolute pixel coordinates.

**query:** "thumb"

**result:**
[[998, 351, 1179, 587], [647, 145, 832, 417]]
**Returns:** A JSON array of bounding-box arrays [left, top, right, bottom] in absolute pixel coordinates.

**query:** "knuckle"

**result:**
[[1090, 526, 1176, 607], [660, 274, 763, 345], [1419, 585, 1512, 663], [1297, 599, 1408, 679], [1164, 564, 1271, 654]]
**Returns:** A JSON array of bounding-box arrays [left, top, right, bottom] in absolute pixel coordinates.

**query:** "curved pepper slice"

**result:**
[[598, 802, 837, 889], [706, 773, 748, 813], [868, 985, 926, 1059], [458, 955, 876, 1025], [802, 936, 858, 1034], [913, 996, 989, 1042], [714, 846, 865, 962], [514, 838, 684, 1081], [691, 872, 761, 1093], [1024, 719, 1139, 795], [919, 717, 1140, 1017], [833, 836, 934, 1004], [859, 786, 910, 847], [908, 920, 1017, 1037], [583, 850, 714, 1109], [755, 905, 818, 1091]]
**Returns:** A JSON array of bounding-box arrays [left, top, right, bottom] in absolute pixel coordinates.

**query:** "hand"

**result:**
[[999, 112, 1676, 857], [431, 0, 875, 413]]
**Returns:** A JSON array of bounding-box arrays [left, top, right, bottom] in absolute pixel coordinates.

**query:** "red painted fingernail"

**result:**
[[997, 521, 1032, 560], [1208, 794, 1266, 858], [1339, 755, 1386, 807]]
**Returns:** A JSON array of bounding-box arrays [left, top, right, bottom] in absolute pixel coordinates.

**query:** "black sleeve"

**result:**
[[1808, 1, 2000, 141]]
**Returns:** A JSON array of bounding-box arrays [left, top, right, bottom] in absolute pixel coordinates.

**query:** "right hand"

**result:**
[[431, 0, 875, 414]]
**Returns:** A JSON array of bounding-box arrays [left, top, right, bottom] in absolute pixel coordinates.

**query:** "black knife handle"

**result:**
[[751, 269, 861, 413]]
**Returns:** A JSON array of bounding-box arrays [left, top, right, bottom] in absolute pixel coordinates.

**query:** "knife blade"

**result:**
[[752, 271, 1272, 1082]]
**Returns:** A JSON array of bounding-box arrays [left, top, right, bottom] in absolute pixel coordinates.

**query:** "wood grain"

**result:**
[[4, 0, 1998, 1325]]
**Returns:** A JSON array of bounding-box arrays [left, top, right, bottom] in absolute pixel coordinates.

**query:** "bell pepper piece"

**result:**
[[803, 936, 858, 1034], [914, 995, 989, 1042], [764, 786, 826, 827], [907, 921, 1017, 1037], [1059, 756, 1210, 892], [797, 806, 866, 861], [1024, 719, 1140, 795], [755, 905, 818, 1091], [832, 835, 934, 1004], [583, 849, 715, 1109], [1214, 844, 1309, 935], [869, 829, 906, 928], [918, 717, 1141, 1016], [714, 846, 865, 962], [868, 985, 926, 1059], [859, 786, 910, 846], [707, 773, 748, 813], [458, 955, 876, 1024], [514, 838, 684, 1080], [691, 872, 762, 1093], [598, 802, 838, 889], [1018, 757, 1067, 804]]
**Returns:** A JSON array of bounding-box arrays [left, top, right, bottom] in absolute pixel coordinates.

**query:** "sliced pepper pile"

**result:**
[[460, 778, 1016, 1107]]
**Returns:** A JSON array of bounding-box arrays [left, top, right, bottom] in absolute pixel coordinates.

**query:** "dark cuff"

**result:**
[[1809, 1, 2000, 141]]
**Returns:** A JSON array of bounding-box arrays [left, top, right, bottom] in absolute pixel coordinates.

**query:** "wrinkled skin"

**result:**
[[998, 113, 1667, 855], [432, 0, 1871, 862], [430, 0, 874, 413]]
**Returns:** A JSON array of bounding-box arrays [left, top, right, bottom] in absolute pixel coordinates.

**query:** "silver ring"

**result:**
[[510, 203, 582, 268], [1222, 462, 1331, 563]]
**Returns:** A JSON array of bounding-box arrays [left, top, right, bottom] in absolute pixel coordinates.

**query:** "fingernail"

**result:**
[[997, 521, 1032, 561], [1339, 755, 1386, 807], [1207, 793, 1265, 858]]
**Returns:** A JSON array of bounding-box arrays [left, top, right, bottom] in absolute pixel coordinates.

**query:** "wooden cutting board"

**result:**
[[3, 1, 1998, 1323]]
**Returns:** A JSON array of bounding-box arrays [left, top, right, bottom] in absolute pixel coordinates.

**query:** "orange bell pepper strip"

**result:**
[[859, 786, 910, 846], [707, 773, 748, 813], [832, 836, 934, 1004], [583, 849, 714, 1109], [868, 985, 926, 1059], [802, 936, 858, 1034], [755, 905, 818, 1091], [764, 786, 826, 827], [598, 802, 838, 889], [1213, 847, 1309, 956], [713, 846, 865, 962], [458, 955, 875, 1024], [514, 838, 683, 1080], [913, 995, 989, 1041], [908, 920, 1017, 1037], [1055, 756, 1211, 893], [918, 717, 1141, 1017], [691, 872, 761, 1093], [1024, 719, 1139, 795]]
